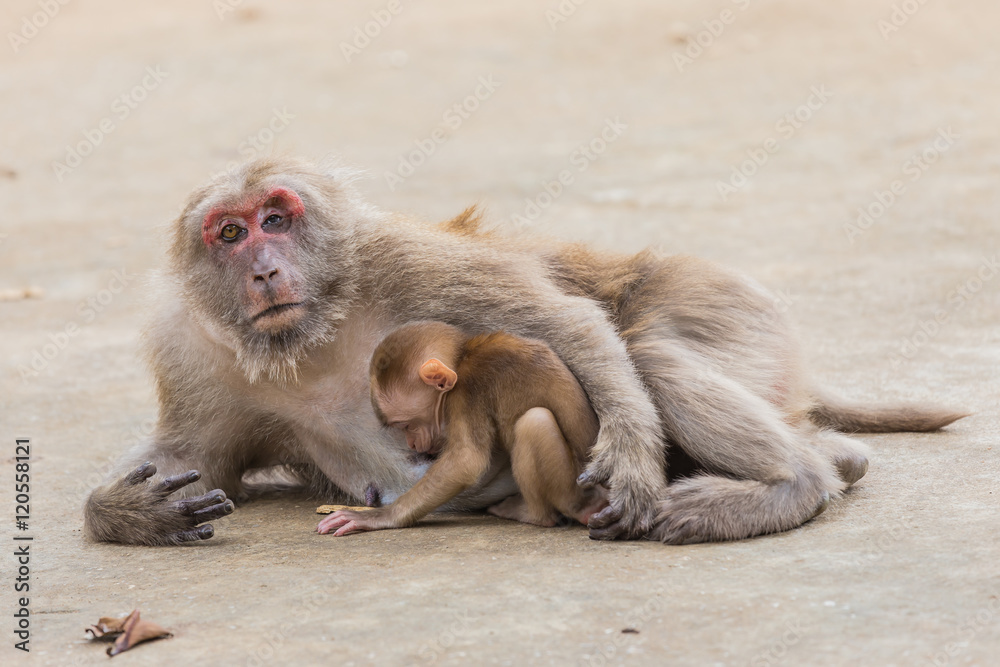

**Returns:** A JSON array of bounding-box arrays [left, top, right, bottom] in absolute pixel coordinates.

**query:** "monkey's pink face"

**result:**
[[202, 188, 308, 334], [378, 389, 445, 454]]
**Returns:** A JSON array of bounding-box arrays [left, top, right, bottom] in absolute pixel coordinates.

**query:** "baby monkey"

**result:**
[[317, 321, 607, 536]]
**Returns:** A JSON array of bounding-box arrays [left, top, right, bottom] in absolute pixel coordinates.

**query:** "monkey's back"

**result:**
[[453, 332, 599, 464]]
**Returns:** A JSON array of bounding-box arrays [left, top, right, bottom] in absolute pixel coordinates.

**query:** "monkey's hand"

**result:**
[[84, 462, 234, 546], [579, 427, 667, 541], [317, 508, 393, 536]]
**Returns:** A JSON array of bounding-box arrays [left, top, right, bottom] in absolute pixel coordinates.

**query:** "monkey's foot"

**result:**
[[835, 456, 869, 486], [644, 478, 740, 545], [646, 506, 710, 544], [647, 477, 835, 545], [809, 491, 831, 520], [144, 465, 234, 542], [487, 495, 557, 527], [86, 462, 235, 546]]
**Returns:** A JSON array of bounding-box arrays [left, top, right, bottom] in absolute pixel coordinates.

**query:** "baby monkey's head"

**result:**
[[369, 321, 467, 454]]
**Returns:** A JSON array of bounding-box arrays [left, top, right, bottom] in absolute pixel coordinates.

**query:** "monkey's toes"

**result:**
[[650, 518, 706, 545], [158, 470, 202, 495], [577, 461, 612, 489], [588, 506, 632, 540], [175, 489, 227, 515], [171, 525, 215, 543], [191, 500, 235, 523], [124, 461, 157, 486], [587, 504, 621, 529], [808, 492, 831, 520], [836, 457, 869, 486]]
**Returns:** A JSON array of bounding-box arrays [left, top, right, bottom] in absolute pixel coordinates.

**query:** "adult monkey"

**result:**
[[84, 157, 965, 545]]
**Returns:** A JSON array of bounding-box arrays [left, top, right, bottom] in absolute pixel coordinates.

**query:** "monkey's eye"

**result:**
[[220, 224, 242, 242], [264, 214, 282, 226]]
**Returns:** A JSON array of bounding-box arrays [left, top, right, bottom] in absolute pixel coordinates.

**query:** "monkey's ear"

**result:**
[[419, 359, 458, 391]]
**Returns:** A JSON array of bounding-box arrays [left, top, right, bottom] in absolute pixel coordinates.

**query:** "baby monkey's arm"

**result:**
[[317, 418, 493, 536]]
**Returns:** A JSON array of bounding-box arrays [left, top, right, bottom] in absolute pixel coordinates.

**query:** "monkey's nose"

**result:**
[[253, 267, 279, 283]]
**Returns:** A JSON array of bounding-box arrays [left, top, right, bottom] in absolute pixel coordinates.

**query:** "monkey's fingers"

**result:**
[[191, 500, 235, 523], [174, 490, 227, 515], [123, 462, 157, 486], [587, 505, 630, 541], [156, 470, 202, 496], [333, 520, 368, 537], [170, 525, 215, 543], [317, 512, 353, 535], [577, 464, 611, 490]]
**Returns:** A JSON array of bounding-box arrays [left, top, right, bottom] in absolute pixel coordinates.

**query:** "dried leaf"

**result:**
[[85, 616, 128, 640], [316, 504, 374, 514], [85, 609, 171, 656], [108, 609, 171, 656]]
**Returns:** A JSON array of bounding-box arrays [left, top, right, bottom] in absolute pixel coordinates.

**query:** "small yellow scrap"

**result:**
[[315, 504, 375, 514]]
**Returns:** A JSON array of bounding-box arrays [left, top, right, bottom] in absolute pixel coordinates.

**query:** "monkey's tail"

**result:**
[[807, 390, 970, 433]]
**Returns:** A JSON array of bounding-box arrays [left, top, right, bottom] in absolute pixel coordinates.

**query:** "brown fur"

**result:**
[[319, 322, 605, 535], [808, 391, 969, 433], [83, 156, 966, 547], [84, 157, 664, 545], [438, 205, 488, 237]]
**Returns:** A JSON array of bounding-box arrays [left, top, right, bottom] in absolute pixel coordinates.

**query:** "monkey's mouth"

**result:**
[[252, 302, 304, 322]]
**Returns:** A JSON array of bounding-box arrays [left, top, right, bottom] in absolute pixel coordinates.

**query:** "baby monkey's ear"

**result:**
[[419, 359, 458, 391]]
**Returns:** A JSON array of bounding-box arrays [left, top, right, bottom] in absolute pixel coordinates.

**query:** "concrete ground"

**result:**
[[1, 0, 998, 665]]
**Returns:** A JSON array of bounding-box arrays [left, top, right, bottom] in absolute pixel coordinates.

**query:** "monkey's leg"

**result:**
[[621, 342, 843, 544], [487, 494, 543, 525], [84, 456, 235, 546], [500, 408, 607, 526], [812, 430, 870, 486]]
